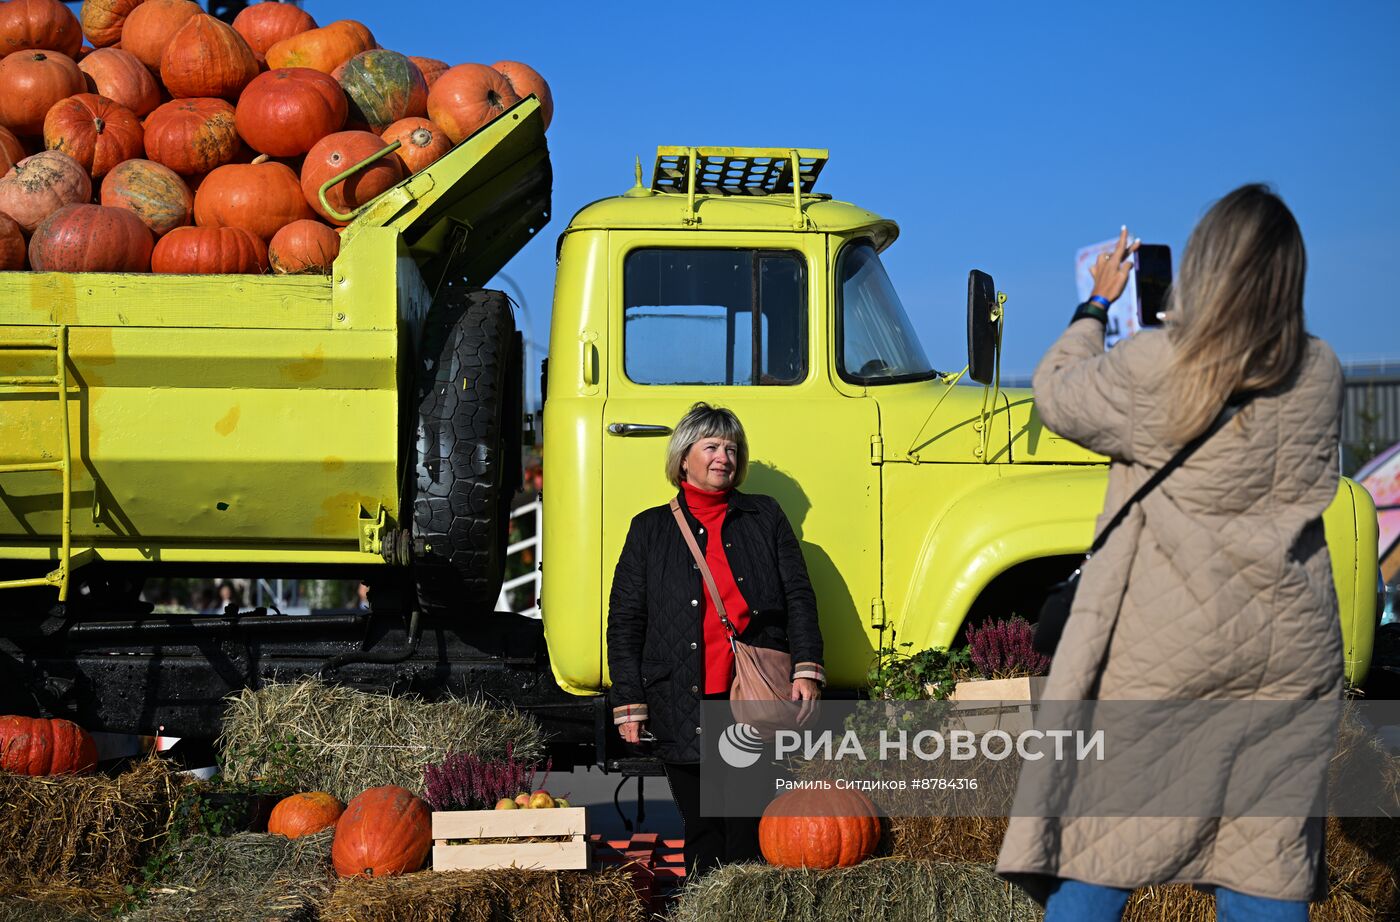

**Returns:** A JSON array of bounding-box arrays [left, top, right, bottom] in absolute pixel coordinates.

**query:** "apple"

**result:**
[[494, 798, 518, 810], [514, 792, 531, 808], [529, 790, 555, 809]]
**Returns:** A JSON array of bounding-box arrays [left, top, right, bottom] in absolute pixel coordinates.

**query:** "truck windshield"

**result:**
[[838, 241, 937, 384]]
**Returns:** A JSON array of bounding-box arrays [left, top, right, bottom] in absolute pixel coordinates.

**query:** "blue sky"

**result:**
[[305, 0, 1400, 378]]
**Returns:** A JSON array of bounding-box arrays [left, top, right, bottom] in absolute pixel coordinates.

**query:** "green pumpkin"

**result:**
[[334, 50, 428, 133]]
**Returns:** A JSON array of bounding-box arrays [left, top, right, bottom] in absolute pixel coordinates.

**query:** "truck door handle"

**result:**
[[607, 423, 673, 437]]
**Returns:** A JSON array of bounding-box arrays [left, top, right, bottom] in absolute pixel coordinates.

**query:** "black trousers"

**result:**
[[663, 760, 760, 877]]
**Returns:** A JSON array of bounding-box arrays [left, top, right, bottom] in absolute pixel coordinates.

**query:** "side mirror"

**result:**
[[967, 269, 1000, 385]]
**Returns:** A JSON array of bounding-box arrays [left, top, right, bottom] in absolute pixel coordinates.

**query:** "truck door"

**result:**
[[601, 233, 881, 689]]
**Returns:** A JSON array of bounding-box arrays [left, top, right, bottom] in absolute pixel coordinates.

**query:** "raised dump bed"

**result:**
[[0, 97, 550, 598]]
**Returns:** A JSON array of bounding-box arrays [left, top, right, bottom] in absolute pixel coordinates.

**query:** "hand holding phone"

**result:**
[[1088, 226, 1140, 304]]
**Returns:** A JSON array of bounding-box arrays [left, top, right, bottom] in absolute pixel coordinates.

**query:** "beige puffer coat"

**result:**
[[996, 319, 1345, 903]]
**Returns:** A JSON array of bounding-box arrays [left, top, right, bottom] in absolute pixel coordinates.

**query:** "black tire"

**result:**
[[411, 286, 522, 612]]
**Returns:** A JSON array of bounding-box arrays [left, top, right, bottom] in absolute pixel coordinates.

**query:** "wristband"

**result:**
[[1088, 295, 1112, 310], [1072, 301, 1108, 325]]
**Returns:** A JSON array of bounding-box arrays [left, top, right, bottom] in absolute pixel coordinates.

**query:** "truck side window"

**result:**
[[623, 248, 807, 386]]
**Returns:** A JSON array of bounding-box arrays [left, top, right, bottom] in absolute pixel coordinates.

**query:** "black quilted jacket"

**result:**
[[606, 488, 824, 763]]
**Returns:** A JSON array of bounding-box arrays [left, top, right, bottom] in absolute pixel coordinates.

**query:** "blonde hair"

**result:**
[[1166, 184, 1307, 443], [665, 403, 748, 488]]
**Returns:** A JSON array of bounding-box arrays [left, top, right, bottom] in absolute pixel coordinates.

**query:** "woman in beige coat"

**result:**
[[996, 186, 1344, 922]]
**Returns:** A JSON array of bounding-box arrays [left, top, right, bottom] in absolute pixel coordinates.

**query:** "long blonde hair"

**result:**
[[1166, 184, 1307, 443]]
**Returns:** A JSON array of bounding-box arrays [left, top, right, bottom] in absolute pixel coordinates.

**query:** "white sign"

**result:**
[[1075, 238, 1138, 349]]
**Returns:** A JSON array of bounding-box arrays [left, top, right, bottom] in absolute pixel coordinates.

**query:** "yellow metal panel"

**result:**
[[0, 272, 334, 328], [1328, 479, 1378, 686], [542, 230, 609, 696], [0, 230, 411, 566]]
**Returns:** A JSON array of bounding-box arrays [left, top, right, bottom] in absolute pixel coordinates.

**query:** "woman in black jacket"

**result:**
[[606, 402, 824, 876]]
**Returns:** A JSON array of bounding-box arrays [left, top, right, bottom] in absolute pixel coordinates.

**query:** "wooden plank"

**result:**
[[949, 676, 1046, 703], [431, 806, 585, 839], [432, 838, 588, 872]]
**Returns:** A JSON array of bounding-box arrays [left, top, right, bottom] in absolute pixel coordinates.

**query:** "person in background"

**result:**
[[606, 402, 824, 877], [997, 187, 1345, 921]]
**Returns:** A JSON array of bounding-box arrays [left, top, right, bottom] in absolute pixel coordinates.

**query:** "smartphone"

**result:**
[[1134, 245, 1172, 327]]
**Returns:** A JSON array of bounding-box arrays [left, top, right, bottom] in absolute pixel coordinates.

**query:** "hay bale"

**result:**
[[888, 816, 1008, 864], [320, 867, 645, 922], [0, 880, 126, 922], [217, 678, 546, 802], [119, 829, 334, 922], [668, 860, 1041, 922], [0, 756, 182, 889]]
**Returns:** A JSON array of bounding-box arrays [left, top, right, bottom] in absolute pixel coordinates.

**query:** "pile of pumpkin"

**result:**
[[270, 785, 437, 878], [0, 0, 553, 275]]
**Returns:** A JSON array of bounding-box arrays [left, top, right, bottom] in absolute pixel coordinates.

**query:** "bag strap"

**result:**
[[669, 498, 738, 639], [1086, 397, 1251, 559]]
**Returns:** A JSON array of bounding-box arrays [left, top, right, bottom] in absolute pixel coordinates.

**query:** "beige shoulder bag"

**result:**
[[669, 499, 794, 734]]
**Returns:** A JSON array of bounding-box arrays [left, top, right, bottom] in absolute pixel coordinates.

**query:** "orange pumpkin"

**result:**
[[143, 97, 239, 175], [268, 217, 337, 273], [79, 0, 145, 49], [407, 55, 447, 89], [194, 153, 311, 241], [0, 150, 92, 233], [231, 1, 315, 59], [492, 60, 552, 130], [0, 715, 98, 774], [43, 92, 143, 178], [160, 14, 256, 100], [331, 785, 431, 878], [100, 157, 190, 235], [381, 117, 449, 173], [757, 788, 881, 869], [334, 50, 426, 133], [426, 63, 519, 144], [119, 0, 198, 73], [0, 211, 25, 268], [265, 19, 374, 75], [0, 50, 86, 137], [300, 129, 404, 225], [151, 223, 265, 273], [29, 202, 153, 271], [0, 125, 24, 172], [0, 0, 83, 58], [234, 67, 345, 158], [268, 790, 344, 837], [79, 46, 160, 116]]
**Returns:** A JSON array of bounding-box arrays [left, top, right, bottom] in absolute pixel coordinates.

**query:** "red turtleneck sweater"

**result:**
[[682, 482, 752, 693]]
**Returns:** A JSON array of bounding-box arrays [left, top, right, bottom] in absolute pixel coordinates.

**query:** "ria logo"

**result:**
[[718, 722, 765, 768]]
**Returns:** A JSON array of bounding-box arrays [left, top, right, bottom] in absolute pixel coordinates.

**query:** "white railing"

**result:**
[[497, 499, 541, 617]]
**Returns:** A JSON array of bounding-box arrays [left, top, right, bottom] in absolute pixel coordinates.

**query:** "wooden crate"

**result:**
[[432, 807, 588, 871]]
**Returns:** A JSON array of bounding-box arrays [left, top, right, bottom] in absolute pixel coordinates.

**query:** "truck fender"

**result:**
[[1326, 478, 1378, 686], [899, 468, 1105, 653]]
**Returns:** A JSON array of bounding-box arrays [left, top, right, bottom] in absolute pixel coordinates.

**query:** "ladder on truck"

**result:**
[[0, 327, 75, 601]]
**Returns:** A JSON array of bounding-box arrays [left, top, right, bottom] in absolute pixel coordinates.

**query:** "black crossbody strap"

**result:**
[[1085, 398, 1250, 558]]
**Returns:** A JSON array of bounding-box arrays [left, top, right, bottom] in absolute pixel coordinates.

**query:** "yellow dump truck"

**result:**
[[0, 134, 1380, 763]]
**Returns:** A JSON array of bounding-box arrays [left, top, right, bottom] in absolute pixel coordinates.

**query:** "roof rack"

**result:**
[[650, 146, 828, 227]]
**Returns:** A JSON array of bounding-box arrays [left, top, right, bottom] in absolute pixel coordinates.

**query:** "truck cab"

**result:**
[[540, 147, 1380, 699]]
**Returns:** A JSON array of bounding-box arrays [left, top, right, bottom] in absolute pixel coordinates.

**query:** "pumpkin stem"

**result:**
[[486, 90, 501, 109], [93, 117, 105, 135], [251, 154, 270, 166], [410, 128, 431, 148]]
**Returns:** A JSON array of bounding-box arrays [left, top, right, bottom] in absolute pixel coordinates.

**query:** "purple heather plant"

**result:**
[[965, 616, 1051, 679], [421, 743, 552, 812]]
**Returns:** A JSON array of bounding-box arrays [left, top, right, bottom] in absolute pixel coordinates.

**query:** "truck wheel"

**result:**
[[411, 285, 522, 612]]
